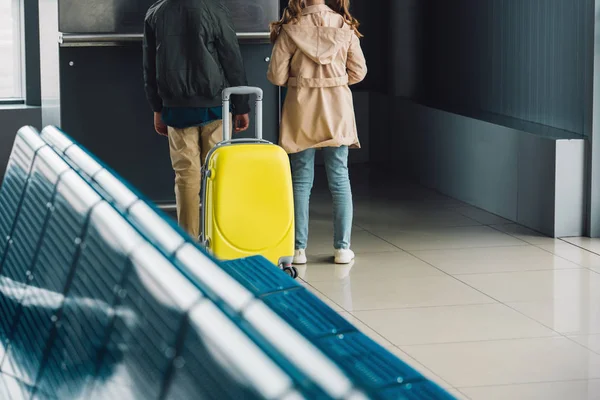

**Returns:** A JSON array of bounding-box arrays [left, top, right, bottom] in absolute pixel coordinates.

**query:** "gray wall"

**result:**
[[384, 97, 585, 237], [408, 0, 591, 135], [0, 107, 41, 183], [349, 0, 390, 94], [370, 0, 591, 236]]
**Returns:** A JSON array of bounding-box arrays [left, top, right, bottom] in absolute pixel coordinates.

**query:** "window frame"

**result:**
[[0, 0, 25, 104]]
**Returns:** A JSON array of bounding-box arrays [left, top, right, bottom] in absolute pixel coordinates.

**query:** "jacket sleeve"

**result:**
[[143, 19, 163, 113], [267, 30, 296, 87], [215, 6, 250, 115], [347, 33, 367, 85]]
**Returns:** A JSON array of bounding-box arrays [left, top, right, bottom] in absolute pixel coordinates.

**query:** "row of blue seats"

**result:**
[[0, 126, 352, 399], [0, 125, 455, 399]]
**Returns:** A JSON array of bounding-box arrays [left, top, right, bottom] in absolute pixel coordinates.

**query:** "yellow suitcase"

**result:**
[[200, 87, 297, 278]]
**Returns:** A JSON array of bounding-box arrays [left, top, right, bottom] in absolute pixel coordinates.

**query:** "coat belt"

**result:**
[[287, 75, 349, 88]]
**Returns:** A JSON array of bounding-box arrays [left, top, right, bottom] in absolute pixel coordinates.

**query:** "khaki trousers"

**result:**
[[168, 119, 226, 240]]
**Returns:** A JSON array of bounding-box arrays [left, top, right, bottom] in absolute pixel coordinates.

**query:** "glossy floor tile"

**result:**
[[300, 251, 445, 283], [306, 227, 399, 256], [563, 237, 600, 254], [537, 242, 600, 272], [490, 223, 560, 245], [507, 299, 600, 335], [452, 206, 511, 225], [413, 245, 582, 275], [310, 275, 494, 312], [371, 225, 528, 251], [353, 304, 557, 346], [298, 171, 600, 397], [569, 335, 600, 354], [460, 380, 600, 400], [457, 269, 600, 303], [401, 337, 600, 387]]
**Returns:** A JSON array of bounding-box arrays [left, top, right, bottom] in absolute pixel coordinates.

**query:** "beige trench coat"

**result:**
[[267, 4, 368, 154]]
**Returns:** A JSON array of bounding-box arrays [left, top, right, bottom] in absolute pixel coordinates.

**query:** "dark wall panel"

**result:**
[[414, 0, 590, 135], [350, 0, 390, 93], [58, 44, 277, 203]]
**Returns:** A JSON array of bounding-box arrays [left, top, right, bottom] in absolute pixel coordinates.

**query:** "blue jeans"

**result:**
[[290, 146, 353, 250]]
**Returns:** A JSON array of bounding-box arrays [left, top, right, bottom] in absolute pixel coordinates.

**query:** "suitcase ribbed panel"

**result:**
[[90, 264, 187, 399], [220, 256, 300, 295], [377, 381, 456, 400], [3, 196, 88, 386], [0, 173, 54, 349], [317, 332, 423, 391], [262, 289, 355, 339]]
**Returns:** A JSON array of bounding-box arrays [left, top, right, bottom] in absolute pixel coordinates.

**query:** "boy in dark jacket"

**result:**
[[143, 0, 250, 240]]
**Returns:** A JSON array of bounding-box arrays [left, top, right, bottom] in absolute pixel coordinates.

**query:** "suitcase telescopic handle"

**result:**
[[222, 86, 263, 142]]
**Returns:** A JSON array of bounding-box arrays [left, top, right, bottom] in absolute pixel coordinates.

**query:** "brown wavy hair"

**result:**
[[269, 0, 363, 43]]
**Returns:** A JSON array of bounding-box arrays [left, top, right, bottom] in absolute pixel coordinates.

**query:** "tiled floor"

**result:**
[[299, 169, 600, 399]]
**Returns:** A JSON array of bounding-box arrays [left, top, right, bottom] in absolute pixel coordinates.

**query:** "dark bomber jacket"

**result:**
[[143, 0, 250, 115]]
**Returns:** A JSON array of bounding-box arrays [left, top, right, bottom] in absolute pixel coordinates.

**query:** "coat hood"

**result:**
[[283, 24, 354, 65]]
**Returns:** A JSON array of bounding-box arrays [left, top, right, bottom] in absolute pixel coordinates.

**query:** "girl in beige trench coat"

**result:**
[[267, 0, 367, 265]]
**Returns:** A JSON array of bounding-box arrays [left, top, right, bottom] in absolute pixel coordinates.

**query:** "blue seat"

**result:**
[[88, 242, 201, 399], [175, 248, 343, 399], [126, 200, 185, 257], [262, 288, 355, 340], [40, 127, 102, 180], [317, 332, 424, 392], [92, 168, 138, 212], [175, 244, 255, 313], [220, 256, 301, 296], [0, 147, 70, 357], [1, 169, 102, 386], [0, 127, 46, 263], [242, 300, 355, 399], [41, 126, 139, 213], [39, 126, 73, 154], [164, 301, 294, 400], [35, 202, 144, 398], [41, 127, 187, 249]]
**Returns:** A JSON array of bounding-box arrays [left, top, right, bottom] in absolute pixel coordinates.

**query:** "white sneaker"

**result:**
[[293, 249, 307, 265], [334, 249, 355, 264]]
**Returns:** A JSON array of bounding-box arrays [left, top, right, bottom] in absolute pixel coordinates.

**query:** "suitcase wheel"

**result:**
[[282, 265, 298, 279]]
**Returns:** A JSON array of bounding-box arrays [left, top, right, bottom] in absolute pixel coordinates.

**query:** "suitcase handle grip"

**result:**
[[222, 86, 263, 142]]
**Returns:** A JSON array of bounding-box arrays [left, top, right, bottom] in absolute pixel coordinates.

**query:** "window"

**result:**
[[0, 0, 23, 101]]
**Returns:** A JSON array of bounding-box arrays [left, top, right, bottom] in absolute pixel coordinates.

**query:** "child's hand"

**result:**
[[154, 112, 168, 136], [233, 114, 250, 133]]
